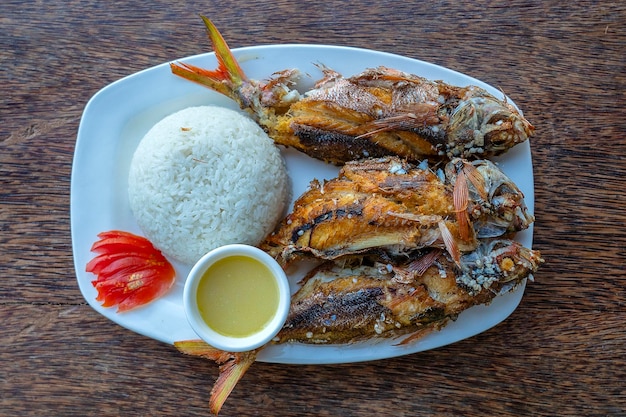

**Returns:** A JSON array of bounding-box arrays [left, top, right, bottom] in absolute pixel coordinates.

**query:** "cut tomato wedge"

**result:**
[[86, 230, 176, 312]]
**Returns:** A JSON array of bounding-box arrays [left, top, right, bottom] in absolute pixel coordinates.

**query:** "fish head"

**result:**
[[447, 88, 534, 158], [457, 239, 543, 294], [446, 158, 535, 238]]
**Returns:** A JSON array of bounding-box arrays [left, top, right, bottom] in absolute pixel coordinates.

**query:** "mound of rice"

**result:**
[[128, 106, 290, 265]]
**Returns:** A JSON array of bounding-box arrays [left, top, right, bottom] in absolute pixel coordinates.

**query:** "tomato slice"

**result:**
[[90, 237, 155, 254], [86, 230, 176, 312], [86, 251, 154, 275], [93, 268, 173, 312]]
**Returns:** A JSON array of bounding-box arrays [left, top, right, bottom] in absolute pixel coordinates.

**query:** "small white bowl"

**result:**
[[183, 244, 290, 352]]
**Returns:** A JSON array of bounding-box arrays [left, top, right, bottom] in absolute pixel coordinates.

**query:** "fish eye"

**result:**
[[489, 134, 508, 145], [485, 130, 509, 147], [487, 114, 509, 127]]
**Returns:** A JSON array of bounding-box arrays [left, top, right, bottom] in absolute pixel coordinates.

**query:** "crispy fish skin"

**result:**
[[260, 156, 533, 267], [279, 67, 534, 164], [170, 17, 534, 165], [261, 158, 456, 264], [276, 239, 543, 345]]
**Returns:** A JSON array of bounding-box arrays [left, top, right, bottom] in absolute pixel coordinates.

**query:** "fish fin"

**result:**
[[405, 249, 443, 277], [386, 211, 442, 226], [452, 169, 472, 241], [170, 15, 247, 99], [438, 221, 461, 266], [210, 351, 257, 415], [390, 252, 437, 284], [356, 104, 439, 139], [312, 64, 343, 88], [174, 340, 257, 415], [462, 162, 488, 201]]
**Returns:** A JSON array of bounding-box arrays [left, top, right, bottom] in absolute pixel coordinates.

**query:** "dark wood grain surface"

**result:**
[[2, 1, 625, 415]]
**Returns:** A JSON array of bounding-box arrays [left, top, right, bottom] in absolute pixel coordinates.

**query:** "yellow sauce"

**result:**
[[197, 255, 279, 338]]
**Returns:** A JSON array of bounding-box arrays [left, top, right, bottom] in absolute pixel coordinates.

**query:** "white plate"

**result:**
[[71, 44, 534, 365]]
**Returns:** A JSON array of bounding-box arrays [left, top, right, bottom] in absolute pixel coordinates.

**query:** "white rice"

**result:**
[[128, 106, 290, 265]]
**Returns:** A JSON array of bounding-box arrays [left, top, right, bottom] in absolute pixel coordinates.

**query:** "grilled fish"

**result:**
[[260, 156, 534, 267], [276, 239, 543, 344], [170, 16, 534, 165]]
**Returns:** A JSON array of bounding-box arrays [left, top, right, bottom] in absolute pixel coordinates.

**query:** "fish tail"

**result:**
[[174, 340, 258, 415], [170, 15, 248, 100]]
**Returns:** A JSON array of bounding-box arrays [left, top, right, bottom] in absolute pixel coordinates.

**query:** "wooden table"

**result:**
[[2, 1, 625, 415]]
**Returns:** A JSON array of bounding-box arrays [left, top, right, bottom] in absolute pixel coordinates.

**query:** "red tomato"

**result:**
[[86, 230, 176, 312]]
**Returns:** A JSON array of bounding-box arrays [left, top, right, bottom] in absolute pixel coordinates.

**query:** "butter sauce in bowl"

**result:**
[[183, 244, 290, 352]]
